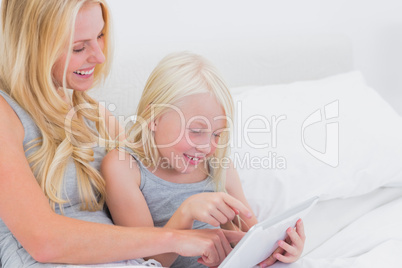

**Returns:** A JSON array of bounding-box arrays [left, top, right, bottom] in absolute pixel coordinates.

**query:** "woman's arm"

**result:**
[[0, 96, 238, 266]]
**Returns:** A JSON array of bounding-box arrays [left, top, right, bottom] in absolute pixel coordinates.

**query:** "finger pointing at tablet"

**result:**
[[169, 192, 252, 229]]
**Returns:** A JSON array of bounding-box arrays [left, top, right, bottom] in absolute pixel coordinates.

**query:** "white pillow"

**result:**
[[230, 71, 402, 221]]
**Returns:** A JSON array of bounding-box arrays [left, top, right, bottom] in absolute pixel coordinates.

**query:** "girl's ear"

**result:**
[[149, 120, 157, 131]]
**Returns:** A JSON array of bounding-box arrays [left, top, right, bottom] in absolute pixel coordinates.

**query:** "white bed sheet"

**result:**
[[270, 186, 402, 268], [303, 186, 402, 255]]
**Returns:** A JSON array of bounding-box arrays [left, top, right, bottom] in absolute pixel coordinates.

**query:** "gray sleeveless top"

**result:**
[[132, 154, 218, 268], [0, 91, 113, 267]]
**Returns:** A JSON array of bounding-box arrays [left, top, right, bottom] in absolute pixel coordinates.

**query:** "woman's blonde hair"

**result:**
[[126, 52, 234, 191], [0, 0, 113, 211]]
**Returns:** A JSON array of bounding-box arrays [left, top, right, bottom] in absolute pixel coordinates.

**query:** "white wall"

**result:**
[[108, 0, 402, 115]]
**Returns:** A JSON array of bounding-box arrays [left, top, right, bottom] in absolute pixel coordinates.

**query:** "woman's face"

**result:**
[[52, 3, 105, 92]]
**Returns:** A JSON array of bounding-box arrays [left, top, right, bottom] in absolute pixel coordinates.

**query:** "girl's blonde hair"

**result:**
[[0, 0, 113, 211], [127, 52, 234, 190]]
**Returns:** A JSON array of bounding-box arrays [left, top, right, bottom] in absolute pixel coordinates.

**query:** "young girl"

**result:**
[[102, 52, 305, 268]]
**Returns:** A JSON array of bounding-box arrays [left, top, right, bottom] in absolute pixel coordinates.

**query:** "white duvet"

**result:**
[[272, 196, 402, 268]]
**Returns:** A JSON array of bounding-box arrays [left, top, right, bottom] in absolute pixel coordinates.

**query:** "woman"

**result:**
[[0, 0, 241, 267]]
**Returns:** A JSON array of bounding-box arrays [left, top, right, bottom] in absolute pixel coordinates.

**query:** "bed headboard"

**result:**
[[91, 34, 354, 119]]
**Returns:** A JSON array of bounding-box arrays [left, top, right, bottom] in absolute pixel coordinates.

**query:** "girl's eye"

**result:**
[[73, 46, 85, 53], [213, 133, 221, 138], [189, 129, 202, 134], [97, 32, 104, 39]]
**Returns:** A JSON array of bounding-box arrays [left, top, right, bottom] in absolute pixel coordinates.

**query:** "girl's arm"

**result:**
[[223, 160, 258, 231], [101, 149, 154, 227], [223, 159, 305, 267], [102, 149, 186, 267], [0, 96, 237, 267], [166, 191, 252, 230]]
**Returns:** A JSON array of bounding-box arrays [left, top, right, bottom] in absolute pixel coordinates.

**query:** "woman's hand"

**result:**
[[258, 219, 306, 267], [174, 228, 245, 267], [178, 192, 252, 228], [162, 192, 250, 266]]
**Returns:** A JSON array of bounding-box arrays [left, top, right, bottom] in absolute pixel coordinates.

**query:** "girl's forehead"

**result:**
[[159, 93, 227, 127], [175, 93, 225, 117]]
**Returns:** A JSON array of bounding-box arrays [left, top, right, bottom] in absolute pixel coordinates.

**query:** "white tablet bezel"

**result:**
[[219, 196, 319, 268]]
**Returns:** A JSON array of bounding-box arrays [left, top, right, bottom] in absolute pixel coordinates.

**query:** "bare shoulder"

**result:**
[[101, 148, 141, 186], [0, 95, 24, 144]]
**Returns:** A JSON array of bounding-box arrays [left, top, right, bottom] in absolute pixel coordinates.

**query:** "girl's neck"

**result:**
[[150, 162, 210, 184]]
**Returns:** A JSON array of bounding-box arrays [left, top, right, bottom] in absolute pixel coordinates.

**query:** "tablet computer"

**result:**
[[219, 196, 319, 268]]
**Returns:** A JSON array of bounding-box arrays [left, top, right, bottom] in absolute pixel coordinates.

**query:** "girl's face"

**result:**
[[152, 93, 227, 180], [52, 3, 105, 92]]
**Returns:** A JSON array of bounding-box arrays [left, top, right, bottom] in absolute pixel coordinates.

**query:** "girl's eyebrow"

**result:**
[[189, 120, 226, 131], [189, 120, 209, 128]]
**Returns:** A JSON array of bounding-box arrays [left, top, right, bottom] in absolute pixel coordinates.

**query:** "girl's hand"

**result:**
[[180, 192, 252, 228], [258, 219, 305, 267]]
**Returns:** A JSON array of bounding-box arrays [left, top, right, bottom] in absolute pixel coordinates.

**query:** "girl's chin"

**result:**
[[179, 168, 195, 174]]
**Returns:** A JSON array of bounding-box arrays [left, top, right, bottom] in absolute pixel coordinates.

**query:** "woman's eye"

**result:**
[[97, 32, 104, 39], [73, 46, 85, 53], [213, 133, 221, 138]]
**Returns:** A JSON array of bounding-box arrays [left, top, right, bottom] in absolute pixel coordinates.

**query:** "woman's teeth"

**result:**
[[74, 67, 95, 75]]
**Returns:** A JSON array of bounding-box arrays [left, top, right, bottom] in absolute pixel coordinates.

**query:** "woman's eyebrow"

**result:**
[[73, 24, 105, 44]]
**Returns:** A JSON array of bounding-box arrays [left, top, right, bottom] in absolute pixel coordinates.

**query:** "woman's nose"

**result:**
[[89, 42, 105, 64]]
